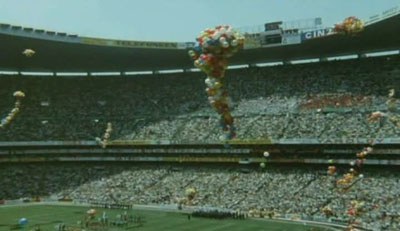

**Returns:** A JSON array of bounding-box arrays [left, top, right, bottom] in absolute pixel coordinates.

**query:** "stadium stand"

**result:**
[[0, 55, 399, 142], [1, 54, 399, 230], [1, 6, 400, 231], [0, 163, 399, 230]]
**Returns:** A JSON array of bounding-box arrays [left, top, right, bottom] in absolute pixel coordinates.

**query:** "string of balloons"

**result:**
[[189, 25, 244, 140]]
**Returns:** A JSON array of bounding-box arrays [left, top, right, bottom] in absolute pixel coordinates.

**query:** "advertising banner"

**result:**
[[301, 28, 334, 41], [81, 37, 179, 49]]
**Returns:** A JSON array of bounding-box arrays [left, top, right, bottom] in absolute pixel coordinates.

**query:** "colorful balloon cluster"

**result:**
[[369, 89, 398, 125], [334, 16, 364, 35], [348, 200, 364, 217], [0, 91, 25, 129], [185, 187, 197, 200], [335, 147, 372, 190], [346, 200, 365, 230], [189, 25, 245, 140], [185, 187, 197, 206], [95, 122, 112, 148], [367, 111, 386, 123]]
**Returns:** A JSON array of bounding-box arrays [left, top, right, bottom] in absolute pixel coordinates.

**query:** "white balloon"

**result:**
[[225, 27, 234, 37], [219, 27, 227, 34], [205, 78, 214, 87], [231, 40, 238, 46], [22, 49, 35, 57], [212, 31, 222, 40]]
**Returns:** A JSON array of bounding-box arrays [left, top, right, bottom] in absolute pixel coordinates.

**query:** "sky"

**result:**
[[0, 0, 398, 42]]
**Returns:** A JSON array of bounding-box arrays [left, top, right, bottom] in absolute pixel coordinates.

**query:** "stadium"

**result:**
[[0, 3, 400, 231]]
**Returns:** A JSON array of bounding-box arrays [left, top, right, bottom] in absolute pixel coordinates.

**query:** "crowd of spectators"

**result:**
[[1, 53, 400, 231], [0, 163, 399, 230], [0, 55, 398, 142]]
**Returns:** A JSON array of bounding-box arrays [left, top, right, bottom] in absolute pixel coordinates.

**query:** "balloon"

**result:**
[[388, 89, 395, 98], [333, 16, 364, 35], [260, 162, 266, 168], [18, 218, 28, 226], [11, 108, 19, 114], [206, 88, 217, 96], [87, 209, 97, 215], [263, 151, 270, 157], [327, 166, 336, 175], [364, 147, 373, 153], [204, 78, 213, 87], [5, 116, 12, 122], [22, 49, 35, 57], [188, 50, 197, 59], [96, 122, 112, 148], [189, 25, 244, 140], [0, 91, 25, 127], [13, 91, 25, 98], [214, 81, 223, 89], [231, 39, 238, 46], [185, 187, 197, 202], [185, 188, 196, 196]]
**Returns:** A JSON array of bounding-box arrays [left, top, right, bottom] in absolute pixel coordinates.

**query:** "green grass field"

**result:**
[[0, 204, 335, 231]]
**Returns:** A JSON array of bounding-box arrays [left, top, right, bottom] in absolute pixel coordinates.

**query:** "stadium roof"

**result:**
[[0, 14, 399, 73]]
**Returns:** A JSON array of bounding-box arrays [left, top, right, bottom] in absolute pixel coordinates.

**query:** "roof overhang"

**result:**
[[0, 14, 399, 72]]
